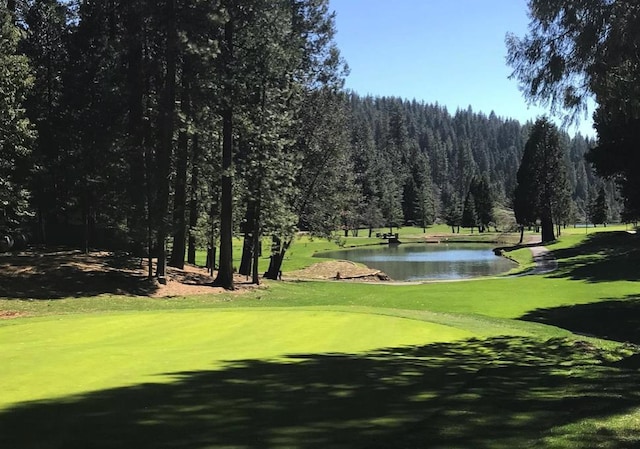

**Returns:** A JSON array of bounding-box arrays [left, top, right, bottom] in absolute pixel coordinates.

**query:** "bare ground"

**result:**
[[0, 249, 259, 300], [285, 260, 390, 282], [0, 248, 385, 304]]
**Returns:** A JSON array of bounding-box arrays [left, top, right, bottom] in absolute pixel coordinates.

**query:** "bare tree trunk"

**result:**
[[155, 0, 177, 283], [213, 17, 235, 289], [541, 214, 555, 243], [187, 134, 200, 265], [518, 225, 524, 245], [251, 201, 261, 285], [238, 201, 255, 276], [265, 236, 291, 280], [169, 62, 191, 269]]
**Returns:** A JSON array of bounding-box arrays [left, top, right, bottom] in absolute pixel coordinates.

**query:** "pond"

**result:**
[[317, 243, 517, 281]]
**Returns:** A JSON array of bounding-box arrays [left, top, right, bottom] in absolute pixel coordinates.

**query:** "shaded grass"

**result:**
[[547, 231, 640, 282], [1, 336, 638, 449], [521, 296, 640, 345]]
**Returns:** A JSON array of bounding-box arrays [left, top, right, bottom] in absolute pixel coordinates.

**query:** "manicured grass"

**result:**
[[0, 309, 476, 408], [194, 226, 527, 273], [1, 332, 637, 448], [1, 228, 640, 448], [194, 234, 383, 273]]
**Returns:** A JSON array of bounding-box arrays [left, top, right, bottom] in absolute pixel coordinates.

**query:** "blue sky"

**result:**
[[329, 0, 595, 136]]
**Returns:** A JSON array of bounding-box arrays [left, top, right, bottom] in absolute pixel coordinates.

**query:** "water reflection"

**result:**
[[317, 243, 516, 281]]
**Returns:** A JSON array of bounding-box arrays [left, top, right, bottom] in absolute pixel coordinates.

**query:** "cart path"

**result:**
[[527, 243, 558, 275]]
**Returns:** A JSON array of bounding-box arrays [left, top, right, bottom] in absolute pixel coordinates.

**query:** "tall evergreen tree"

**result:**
[[590, 185, 609, 227], [461, 193, 478, 232], [514, 118, 571, 243], [468, 174, 493, 232]]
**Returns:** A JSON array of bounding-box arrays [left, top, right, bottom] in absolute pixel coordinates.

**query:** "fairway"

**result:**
[[0, 309, 473, 408]]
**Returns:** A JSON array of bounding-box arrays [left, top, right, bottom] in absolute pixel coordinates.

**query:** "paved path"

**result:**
[[527, 244, 558, 275]]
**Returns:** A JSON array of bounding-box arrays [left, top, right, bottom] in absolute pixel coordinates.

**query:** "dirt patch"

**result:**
[[285, 260, 390, 281], [0, 249, 389, 301], [0, 311, 26, 319], [0, 249, 259, 299], [153, 266, 260, 298]]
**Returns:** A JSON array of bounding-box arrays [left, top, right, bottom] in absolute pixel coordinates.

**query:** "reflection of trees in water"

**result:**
[[319, 244, 515, 280]]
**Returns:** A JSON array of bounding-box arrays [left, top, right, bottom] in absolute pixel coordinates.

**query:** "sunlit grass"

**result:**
[[0, 309, 474, 408]]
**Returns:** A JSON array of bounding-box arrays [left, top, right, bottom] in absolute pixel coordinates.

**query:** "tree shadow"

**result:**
[[548, 231, 640, 282], [520, 295, 640, 345], [0, 249, 157, 299], [1, 337, 639, 448]]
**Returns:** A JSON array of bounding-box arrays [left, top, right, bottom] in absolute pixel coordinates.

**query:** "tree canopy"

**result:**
[[514, 118, 571, 243], [0, 3, 34, 227], [507, 0, 640, 218]]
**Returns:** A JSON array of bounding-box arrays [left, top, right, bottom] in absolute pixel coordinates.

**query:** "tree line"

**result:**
[[0, 0, 624, 289], [342, 95, 617, 239], [1, 0, 350, 289]]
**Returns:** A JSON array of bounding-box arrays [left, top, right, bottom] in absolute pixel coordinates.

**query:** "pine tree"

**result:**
[[461, 193, 478, 233], [0, 3, 34, 227], [590, 186, 609, 227], [514, 118, 571, 243], [468, 175, 493, 232]]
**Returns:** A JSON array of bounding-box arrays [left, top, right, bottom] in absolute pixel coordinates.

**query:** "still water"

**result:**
[[317, 243, 516, 281]]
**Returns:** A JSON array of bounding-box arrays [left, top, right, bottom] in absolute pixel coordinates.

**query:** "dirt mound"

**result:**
[[285, 260, 390, 281]]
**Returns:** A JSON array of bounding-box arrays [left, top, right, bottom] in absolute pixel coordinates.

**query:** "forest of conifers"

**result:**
[[0, 1, 619, 287]]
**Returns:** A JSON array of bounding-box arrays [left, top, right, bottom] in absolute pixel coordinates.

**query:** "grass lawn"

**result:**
[[1, 227, 640, 448], [194, 225, 530, 274]]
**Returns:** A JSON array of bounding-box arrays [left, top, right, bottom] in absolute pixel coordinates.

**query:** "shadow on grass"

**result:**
[[548, 231, 640, 282], [1, 337, 639, 449], [521, 295, 640, 345], [0, 249, 157, 299]]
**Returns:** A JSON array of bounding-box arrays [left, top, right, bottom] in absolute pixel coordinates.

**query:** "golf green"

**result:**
[[0, 308, 473, 408]]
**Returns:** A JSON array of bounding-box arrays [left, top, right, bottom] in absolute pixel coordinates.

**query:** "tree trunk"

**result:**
[[125, 1, 147, 257], [82, 186, 90, 254], [518, 225, 524, 244], [187, 133, 200, 265], [208, 197, 218, 274], [541, 214, 555, 243], [213, 17, 235, 290], [169, 62, 191, 269], [251, 201, 261, 285], [265, 236, 291, 280], [238, 201, 255, 276], [155, 0, 177, 283]]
